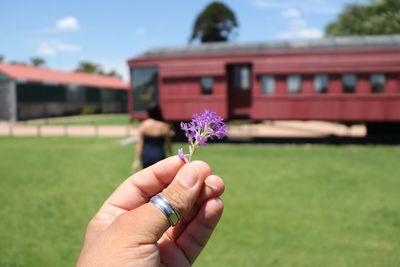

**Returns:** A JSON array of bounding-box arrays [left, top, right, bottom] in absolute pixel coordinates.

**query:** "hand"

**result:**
[[77, 156, 225, 267]]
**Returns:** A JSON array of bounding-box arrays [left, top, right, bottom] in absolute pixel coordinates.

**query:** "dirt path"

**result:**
[[0, 121, 365, 138]]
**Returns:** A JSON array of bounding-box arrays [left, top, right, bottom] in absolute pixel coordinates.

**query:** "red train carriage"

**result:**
[[127, 35, 400, 134]]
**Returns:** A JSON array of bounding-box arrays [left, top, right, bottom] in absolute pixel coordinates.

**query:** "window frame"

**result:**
[[314, 74, 329, 94], [200, 76, 214, 95], [342, 73, 357, 94], [260, 75, 275, 95], [287, 74, 301, 94], [131, 66, 159, 111], [370, 73, 385, 94], [231, 65, 251, 91]]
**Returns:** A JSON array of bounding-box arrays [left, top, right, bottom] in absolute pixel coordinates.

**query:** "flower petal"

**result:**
[[178, 148, 188, 163]]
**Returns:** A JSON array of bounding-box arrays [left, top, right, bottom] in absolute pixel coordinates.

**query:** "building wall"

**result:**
[[251, 72, 400, 121], [16, 82, 67, 120], [160, 76, 227, 120], [0, 79, 16, 122], [15, 82, 127, 120]]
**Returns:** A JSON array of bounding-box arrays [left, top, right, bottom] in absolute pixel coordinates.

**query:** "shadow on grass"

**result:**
[[173, 134, 400, 145]]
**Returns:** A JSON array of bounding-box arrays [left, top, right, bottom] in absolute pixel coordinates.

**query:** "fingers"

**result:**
[[159, 161, 211, 217], [165, 175, 224, 240], [199, 175, 225, 203], [112, 161, 211, 245], [161, 198, 224, 266], [102, 156, 184, 212]]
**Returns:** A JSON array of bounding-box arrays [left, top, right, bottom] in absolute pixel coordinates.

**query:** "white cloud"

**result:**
[[57, 43, 80, 53], [252, 0, 339, 14], [38, 41, 80, 55], [277, 9, 323, 39], [278, 28, 323, 39], [281, 8, 300, 18], [56, 16, 80, 31], [253, 0, 284, 9], [135, 27, 145, 36], [134, 27, 149, 46], [288, 18, 307, 30], [38, 43, 57, 55]]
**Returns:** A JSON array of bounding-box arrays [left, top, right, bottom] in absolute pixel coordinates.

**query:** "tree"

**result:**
[[75, 61, 104, 74], [30, 57, 46, 67], [325, 0, 400, 36], [190, 1, 238, 43], [106, 69, 122, 79], [0, 54, 4, 63], [9, 60, 27, 65], [75, 61, 103, 74], [75, 61, 122, 78]]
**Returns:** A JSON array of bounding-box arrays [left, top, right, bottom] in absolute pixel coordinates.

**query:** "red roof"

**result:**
[[0, 63, 129, 90]]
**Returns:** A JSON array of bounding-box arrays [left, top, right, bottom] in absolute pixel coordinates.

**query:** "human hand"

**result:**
[[77, 156, 225, 267]]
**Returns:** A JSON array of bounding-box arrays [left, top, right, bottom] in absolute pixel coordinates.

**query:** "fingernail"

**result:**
[[179, 163, 201, 188], [205, 180, 218, 190]]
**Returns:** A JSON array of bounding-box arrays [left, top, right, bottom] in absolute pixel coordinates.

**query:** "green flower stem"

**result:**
[[188, 143, 198, 162]]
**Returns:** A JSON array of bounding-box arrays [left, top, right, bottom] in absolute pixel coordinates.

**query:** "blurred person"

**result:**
[[132, 104, 173, 170], [77, 157, 225, 267]]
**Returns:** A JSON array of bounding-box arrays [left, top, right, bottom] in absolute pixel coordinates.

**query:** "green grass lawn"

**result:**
[[25, 114, 136, 126], [0, 138, 399, 267]]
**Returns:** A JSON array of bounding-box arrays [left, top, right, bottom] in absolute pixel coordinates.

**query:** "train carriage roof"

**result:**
[[132, 35, 400, 60]]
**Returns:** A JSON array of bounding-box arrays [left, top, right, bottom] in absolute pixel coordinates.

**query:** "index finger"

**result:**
[[103, 156, 184, 212]]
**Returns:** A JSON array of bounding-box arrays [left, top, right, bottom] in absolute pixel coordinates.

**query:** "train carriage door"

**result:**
[[227, 64, 252, 118]]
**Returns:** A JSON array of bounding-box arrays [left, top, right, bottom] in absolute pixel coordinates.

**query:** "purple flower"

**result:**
[[178, 110, 227, 162], [181, 110, 227, 145], [178, 148, 187, 162]]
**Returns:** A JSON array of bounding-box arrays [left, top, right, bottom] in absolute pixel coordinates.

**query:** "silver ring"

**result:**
[[150, 194, 181, 226]]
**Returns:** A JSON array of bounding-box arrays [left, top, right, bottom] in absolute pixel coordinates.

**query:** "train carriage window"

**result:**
[[370, 73, 385, 93], [314, 74, 329, 94], [232, 65, 251, 90], [200, 77, 213, 95], [342, 74, 356, 93], [131, 67, 159, 111], [260, 75, 275, 94], [240, 67, 250, 90], [287, 74, 301, 94]]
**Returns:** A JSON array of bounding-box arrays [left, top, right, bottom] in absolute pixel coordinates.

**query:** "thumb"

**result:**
[[112, 160, 210, 244]]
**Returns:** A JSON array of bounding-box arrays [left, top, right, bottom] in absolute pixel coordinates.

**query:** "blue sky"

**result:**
[[0, 0, 368, 80]]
